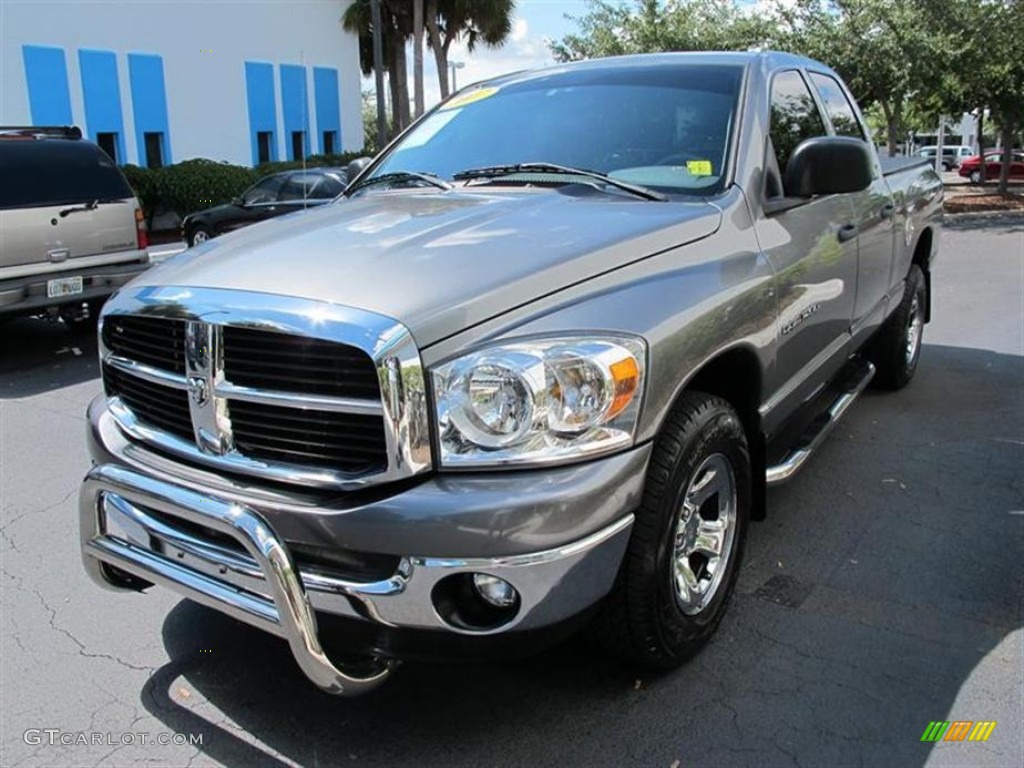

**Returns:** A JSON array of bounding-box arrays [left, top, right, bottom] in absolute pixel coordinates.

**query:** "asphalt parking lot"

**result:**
[[1, 215, 1021, 768]]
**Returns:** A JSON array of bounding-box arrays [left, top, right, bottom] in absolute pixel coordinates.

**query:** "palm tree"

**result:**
[[413, 0, 425, 118], [343, 1, 516, 136], [342, 0, 412, 136], [426, 0, 516, 99]]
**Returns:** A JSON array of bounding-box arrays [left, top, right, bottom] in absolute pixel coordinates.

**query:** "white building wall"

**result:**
[[1, 0, 363, 165]]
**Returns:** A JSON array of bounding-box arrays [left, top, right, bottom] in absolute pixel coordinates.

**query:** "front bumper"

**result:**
[[81, 398, 647, 694]]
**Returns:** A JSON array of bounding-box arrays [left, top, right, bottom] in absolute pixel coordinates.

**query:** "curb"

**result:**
[[942, 210, 1024, 224]]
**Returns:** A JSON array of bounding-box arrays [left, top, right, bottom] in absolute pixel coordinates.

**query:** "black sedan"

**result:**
[[182, 168, 348, 247]]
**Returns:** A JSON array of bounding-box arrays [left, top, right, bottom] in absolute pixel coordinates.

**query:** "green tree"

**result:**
[[550, 0, 775, 62], [772, 0, 952, 158], [915, 0, 1024, 192], [426, 0, 516, 99]]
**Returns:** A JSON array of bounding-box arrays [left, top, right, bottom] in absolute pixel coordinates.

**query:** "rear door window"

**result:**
[[0, 140, 133, 209], [808, 72, 865, 139]]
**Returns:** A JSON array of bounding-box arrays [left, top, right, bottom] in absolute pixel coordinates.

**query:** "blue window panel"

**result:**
[[127, 53, 172, 166], [313, 67, 341, 153], [280, 64, 310, 160], [22, 45, 73, 125], [245, 61, 277, 165], [78, 49, 126, 163]]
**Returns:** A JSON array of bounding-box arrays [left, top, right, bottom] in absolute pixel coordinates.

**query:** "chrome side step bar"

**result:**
[[766, 361, 875, 486]]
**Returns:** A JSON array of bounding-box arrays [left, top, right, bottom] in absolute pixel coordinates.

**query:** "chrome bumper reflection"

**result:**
[[80, 463, 633, 694]]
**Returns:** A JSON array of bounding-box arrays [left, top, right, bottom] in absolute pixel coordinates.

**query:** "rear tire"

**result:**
[[188, 225, 212, 247], [592, 392, 750, 668], [869, 264, 926, 390]]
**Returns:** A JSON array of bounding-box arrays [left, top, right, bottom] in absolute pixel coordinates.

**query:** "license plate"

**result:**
[[47, 276, 84, 298]]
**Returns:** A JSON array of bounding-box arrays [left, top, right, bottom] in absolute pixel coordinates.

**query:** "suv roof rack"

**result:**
[[0, 125, 82, 140]]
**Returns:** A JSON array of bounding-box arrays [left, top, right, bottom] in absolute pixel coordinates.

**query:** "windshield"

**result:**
[[368, 63, 745, 196]]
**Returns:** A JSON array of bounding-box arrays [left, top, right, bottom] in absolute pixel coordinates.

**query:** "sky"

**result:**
[[381, 0, 591, 110]]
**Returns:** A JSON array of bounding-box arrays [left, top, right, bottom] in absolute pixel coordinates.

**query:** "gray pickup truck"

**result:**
[[79, 52, 942, 695]]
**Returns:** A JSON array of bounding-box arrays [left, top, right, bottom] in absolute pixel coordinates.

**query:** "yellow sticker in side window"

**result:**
[[441, 87, 499, 110], [687, 160, 713, 176]]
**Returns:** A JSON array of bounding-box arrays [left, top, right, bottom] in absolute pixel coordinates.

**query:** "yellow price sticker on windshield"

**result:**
[[687, 160, 713, 176], [441, 87, 499, 110]]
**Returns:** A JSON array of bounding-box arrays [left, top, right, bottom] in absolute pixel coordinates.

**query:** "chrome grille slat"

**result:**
[[97, 289, 431, 490], [217, 382, 383, 415], [105, 355, 187, 389]]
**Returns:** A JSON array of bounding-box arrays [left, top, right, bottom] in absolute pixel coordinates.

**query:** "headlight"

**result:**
[[433, 335, 646, 468]]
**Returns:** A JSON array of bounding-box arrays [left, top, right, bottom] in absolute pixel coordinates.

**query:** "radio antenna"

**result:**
[[301, 49, 308, 210]]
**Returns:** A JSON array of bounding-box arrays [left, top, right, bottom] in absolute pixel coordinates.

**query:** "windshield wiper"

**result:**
[[347, 171, 452, 195], [59, 198, 125, 218], [452, 162, 667, 202]]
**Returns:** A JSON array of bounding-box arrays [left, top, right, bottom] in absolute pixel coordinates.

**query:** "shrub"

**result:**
[[120, 164, 161, 227], [157, 159, 256, 218]]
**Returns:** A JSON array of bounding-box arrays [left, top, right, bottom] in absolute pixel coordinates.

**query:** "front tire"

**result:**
[[869, 264, 927, 390], [969, 169, 982, 184], [592, 392, 750, 668]]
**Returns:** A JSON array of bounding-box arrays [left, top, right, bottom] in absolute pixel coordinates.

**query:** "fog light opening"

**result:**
[[431, 573, 521, 632], [472, 573, 518, 608]]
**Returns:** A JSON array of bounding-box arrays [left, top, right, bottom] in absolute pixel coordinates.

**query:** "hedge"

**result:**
[[124, 150, 374, 225]]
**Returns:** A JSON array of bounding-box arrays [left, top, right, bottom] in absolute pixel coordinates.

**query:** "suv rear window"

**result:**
[[0, 139, 133, 209]]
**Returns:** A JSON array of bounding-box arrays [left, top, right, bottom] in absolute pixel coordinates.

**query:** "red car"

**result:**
[[958, 150, 1024, 184]]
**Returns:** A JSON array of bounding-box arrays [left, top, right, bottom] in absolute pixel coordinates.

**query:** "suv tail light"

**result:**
[[135, 208, 149, 251]]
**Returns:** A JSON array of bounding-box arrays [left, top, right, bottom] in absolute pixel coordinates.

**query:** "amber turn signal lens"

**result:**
[[607, 356, 640, 420]]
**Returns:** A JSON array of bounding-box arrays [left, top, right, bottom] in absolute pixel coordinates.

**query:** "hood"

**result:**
[[137, 188, 721, 346]]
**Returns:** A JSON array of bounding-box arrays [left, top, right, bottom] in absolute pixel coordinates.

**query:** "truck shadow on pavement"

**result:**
[[0, 317, 100, 399], [141, 342, 1023, 768]]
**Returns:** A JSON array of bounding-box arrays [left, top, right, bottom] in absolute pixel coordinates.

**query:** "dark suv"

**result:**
[[181, 168, 348, 247], [0, 126, 149, 324]]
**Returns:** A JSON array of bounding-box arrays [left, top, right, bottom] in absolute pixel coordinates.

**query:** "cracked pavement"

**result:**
[[1, 216, 1021, 767]]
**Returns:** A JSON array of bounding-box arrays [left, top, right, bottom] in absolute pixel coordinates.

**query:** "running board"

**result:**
[[765, 360, 875, 486]]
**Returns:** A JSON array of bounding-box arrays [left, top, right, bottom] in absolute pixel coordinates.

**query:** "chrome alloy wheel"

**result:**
[[191, 229, 209, 245], [905, 292, 924, 366], [671, 453, 737, 615]]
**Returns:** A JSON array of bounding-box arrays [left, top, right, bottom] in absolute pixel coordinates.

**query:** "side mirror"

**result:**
[[785, 136, 874, 197], [232, 196, 245, 206], [346, 157, 372, 180]]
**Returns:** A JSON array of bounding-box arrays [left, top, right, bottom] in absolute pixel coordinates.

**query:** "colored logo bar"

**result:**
[[920, 721, 997, 742]]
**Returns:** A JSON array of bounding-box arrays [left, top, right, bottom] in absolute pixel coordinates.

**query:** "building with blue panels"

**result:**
[[1, 0, 363, 167]]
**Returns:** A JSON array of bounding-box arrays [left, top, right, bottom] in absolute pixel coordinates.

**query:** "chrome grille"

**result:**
[[228, 400, 386, 472], [97, 289, 431, 490], [223, 326, 380, 398], [103, 363, 193, 441], [103, 315, 186, 374]]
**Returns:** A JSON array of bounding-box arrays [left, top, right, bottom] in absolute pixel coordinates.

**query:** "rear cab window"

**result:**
[[0, 139, 133, 210]]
